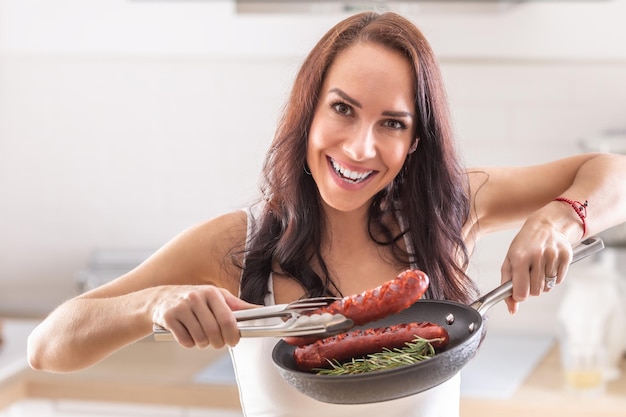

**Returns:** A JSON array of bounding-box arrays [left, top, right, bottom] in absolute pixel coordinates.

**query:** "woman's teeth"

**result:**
[[330, 159, 373, 183]]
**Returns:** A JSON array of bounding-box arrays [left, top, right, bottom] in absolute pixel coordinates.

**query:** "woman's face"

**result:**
[[307, 41, 416, 213]]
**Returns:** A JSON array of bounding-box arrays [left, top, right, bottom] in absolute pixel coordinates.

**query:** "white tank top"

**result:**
[[229, 207, 461, 417]]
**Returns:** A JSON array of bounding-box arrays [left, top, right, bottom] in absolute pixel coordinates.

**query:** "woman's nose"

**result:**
[[342, 126, 376, 161]]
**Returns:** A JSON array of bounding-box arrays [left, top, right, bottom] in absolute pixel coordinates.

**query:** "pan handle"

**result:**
[[469, 236, 605, 316]]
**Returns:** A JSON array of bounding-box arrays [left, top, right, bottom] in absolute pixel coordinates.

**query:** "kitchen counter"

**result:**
[[0, 327, 241, 410], [461, 346, 626, 417], [1, 318, 625, 415]]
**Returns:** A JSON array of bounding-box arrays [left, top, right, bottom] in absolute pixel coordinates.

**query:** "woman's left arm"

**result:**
[[468, 152, 626, 313]]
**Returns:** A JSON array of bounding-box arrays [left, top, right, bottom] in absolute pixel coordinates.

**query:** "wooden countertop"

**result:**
[[1, 319, 625, 415], [461, 345, 626, 417], [1, 337, 242, 411]]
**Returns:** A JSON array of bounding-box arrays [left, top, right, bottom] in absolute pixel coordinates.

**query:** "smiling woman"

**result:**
[[26, 10, 626, 417]]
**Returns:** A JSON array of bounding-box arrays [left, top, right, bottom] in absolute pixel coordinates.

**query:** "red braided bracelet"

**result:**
[[554, 197, 588, 239]]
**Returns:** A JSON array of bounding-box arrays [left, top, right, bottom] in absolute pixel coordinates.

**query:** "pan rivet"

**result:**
[[445, 313, 455, 325], [468, 322, 475, 333]]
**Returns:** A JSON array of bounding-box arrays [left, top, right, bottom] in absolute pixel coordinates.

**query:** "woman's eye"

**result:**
[[332, 102, 352, 115], [384, 119, 407, 130]]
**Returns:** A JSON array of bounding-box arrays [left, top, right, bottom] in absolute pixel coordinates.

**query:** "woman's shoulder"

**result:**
[[153, 210, 249, 290], [190, 209, 249, 257], [199, 209, 248, 233]]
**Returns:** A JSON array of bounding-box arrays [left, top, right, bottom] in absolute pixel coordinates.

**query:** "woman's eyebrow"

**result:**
[[329, 87, 414, 120], [328, 88, 362, 108], [383, 110, 414, 120]]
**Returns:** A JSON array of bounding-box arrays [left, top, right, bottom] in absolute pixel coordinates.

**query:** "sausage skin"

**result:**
[[293, 322, 449, 371], [284, 269, 429, 346]]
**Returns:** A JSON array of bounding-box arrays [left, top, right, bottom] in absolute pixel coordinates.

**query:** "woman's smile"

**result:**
[[328, 156, 376, 185]]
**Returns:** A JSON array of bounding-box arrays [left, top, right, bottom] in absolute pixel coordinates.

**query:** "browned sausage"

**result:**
[[284, 269, 430, 346], [293, 322, 449, 371]]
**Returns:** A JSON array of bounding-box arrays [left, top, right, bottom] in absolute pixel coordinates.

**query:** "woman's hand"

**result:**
[[151, 285, 259, 349], [500, 219, 573, 314], [469, 154, 626, 314]]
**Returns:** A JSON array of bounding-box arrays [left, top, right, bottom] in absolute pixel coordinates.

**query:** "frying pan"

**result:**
[[271, 236, 604, 404]]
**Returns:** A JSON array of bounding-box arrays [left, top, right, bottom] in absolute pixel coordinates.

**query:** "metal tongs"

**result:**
[[152, 296, 355, 341]]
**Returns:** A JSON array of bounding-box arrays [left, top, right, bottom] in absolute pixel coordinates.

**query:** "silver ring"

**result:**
[[545, 276, 557, 289]]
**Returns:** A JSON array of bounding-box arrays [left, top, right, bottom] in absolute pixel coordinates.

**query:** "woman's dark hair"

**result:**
[[238, 11, 479, 305]]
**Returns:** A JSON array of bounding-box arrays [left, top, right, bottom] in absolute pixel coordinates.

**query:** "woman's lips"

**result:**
[[327, 157, 376, 186]]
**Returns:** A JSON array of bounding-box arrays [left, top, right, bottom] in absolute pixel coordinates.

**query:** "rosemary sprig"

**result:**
[[314, 336, 441, 376]]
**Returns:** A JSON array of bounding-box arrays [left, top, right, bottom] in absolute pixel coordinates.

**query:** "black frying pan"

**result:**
[[271, 237, 604, 404]]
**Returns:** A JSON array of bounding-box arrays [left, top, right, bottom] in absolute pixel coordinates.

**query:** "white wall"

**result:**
[[1, 0, 625, 335], [2, 0, 626, 59]]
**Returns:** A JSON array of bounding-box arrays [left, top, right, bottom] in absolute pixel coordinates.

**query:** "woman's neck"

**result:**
[[317, 200, 407, 295], [321, 201, 371, 244]]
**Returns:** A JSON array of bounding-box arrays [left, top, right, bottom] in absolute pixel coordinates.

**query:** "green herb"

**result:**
[[313, 336, 440, 375]]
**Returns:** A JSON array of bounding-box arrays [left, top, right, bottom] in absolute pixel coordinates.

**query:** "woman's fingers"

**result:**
[[557, 244, 573, 282], [161, 307, 204, 348], [153, 285, 255, 349], [500, 257, 520, 315], [501, 233, 572, 314], [538, 245, 558, 294], [541, 239, 573, 292], [187, 288, 223, 348], [193, 287, 241, 348]]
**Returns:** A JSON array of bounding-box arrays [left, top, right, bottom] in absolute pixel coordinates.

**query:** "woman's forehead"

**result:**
[[322, 42, 416, 111]]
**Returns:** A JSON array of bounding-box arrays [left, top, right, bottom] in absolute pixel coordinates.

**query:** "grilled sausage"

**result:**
[[293, 321, 449, 371], [284, 269, 430, 346]]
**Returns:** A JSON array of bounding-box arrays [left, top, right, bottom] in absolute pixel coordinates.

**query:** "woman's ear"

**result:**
[[408, 137, 419, 154]]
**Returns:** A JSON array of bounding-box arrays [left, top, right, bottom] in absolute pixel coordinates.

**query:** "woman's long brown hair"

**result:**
[[238, 11, 479, 305]]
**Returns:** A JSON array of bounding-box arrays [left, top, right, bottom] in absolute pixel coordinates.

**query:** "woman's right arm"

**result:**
[[27, 211, 255, 373]]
